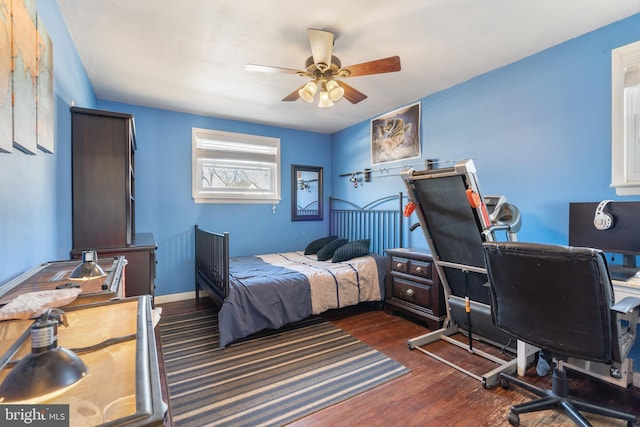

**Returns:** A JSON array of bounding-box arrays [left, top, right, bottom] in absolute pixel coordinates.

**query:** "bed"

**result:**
[[195, 193, 405, 347]]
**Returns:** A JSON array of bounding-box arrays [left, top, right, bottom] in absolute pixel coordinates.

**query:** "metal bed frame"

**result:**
[[195, 192, 406, 305]]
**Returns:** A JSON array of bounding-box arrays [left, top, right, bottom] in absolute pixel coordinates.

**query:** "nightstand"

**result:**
[[385, 248, 446, 329]]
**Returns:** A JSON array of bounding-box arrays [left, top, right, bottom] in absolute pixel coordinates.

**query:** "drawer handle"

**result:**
[[396, 262, 403, 269], [415, 266, 422, 273], [405, 289, 414, 298]]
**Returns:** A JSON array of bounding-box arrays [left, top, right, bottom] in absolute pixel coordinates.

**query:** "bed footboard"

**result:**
[[195, 225, 229, 305]]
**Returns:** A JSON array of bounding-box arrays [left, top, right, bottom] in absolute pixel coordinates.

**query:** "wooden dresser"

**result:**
[[71, 234, 157, 299], [70, 107, 157, 300], [385, 248, 446, 329]]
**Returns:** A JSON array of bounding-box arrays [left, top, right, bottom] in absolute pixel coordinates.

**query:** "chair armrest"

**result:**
[[611, 296, 640, 314], [481, 225, 510, 239]]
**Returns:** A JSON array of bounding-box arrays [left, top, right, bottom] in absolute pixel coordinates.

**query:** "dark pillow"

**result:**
[[316, 238, 348, 261], [332, 239, 370, 263], [304, 235, 338, 255]]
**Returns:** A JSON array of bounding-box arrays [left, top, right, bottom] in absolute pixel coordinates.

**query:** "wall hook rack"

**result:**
[[339, 159, 440, 187], [339, 158, 476, 188]]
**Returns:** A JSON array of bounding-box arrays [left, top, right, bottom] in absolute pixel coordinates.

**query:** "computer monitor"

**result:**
[[568, 201, 640, 280]]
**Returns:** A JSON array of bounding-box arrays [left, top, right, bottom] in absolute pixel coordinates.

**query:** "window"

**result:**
[[192, 128, 281, 203], [611, 40, 640, 196]]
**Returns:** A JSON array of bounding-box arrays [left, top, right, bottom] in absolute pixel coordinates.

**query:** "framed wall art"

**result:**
[[371, 102, 421, 165], [36, 12, 54, 153], [11, 0, 37, 154], [1, 0, 12, 153], [1, 0, 54, 154]]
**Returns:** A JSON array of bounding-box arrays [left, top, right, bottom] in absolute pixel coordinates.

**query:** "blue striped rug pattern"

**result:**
[[158, 309, 409, 427]]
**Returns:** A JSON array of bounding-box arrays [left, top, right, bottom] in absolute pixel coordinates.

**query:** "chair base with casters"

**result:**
[[499, 360, 638, 427], [482, 242, 640, 427]]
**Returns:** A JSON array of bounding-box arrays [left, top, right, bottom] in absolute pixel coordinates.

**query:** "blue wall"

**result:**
[[2, 2, 640, 298], [95, 100, 331, 297], [331, 14, 640, 254], [0, 2, 331, 294], [0, 0, 95, 285]]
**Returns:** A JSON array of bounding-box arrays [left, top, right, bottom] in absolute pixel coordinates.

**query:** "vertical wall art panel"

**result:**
[[0, 0, 11, 153], [36, 12, 53, 153], [12, 0, 37, 154]]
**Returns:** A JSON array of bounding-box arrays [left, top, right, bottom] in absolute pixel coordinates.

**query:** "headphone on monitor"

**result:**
[[593, 200, 614, 230]]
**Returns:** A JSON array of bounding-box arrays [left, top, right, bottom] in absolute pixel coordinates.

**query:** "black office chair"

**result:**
[[482, 242, 640, 427]]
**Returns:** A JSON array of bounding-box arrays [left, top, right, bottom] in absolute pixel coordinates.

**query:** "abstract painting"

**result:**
[[1, 0, 54, 155], [11, 0, 37, 154], [0, 0, 10, 153], [36, 12, 53, 153]]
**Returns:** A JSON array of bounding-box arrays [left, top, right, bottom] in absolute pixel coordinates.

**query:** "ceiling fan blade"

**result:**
[[282, 84, 306, 102], [246, 64, 303, 74], [342, 56, 401, 77], [338, 81, 368, 104], [308, 28, 333, 69]]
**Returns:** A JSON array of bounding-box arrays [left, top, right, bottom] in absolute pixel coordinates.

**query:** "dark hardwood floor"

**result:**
[[157, 299, 640, 427]]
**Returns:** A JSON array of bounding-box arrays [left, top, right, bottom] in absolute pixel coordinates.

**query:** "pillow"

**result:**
[[304, 235, 338, 255], [332, 239, 370, 263], [316, 238, 348, 261]]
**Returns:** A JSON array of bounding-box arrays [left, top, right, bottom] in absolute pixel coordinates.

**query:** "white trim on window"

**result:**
[[192, 128, 281, 203], [612, 41, 640, 196]]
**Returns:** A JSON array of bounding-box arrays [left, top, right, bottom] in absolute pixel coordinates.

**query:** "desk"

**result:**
[[515, 277, 640, 387], [613, 275, 640, 302], [0, 257, 126, 307], [0, 296, 164, 426]]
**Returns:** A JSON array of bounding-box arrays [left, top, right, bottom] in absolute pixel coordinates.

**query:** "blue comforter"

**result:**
[[218, 256, 312, 347], [217, 252, 385, 347]]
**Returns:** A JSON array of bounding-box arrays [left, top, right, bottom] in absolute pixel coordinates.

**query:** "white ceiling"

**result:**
[[57, 0, 640, 134]]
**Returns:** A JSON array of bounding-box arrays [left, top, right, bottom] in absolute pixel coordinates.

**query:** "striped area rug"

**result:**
[[159, 309, 409, 427]]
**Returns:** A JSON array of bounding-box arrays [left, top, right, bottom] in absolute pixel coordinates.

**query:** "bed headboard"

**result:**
[[329, 193, 405, 255]]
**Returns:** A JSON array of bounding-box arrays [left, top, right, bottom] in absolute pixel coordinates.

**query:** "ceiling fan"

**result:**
[[246, 28, 401, 107]]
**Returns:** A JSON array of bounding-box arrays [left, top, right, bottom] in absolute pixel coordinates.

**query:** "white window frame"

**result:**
[[611, 40, 640, 196], [192, 128, 281, 204]]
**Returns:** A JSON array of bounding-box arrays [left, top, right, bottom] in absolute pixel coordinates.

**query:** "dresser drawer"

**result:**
[[392, 278, 433, 308], [391, 257, 409, 273], [409, 260, 432, 279]]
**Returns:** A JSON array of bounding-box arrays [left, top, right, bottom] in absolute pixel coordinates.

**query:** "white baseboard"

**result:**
[[154, 291, 197, 305]]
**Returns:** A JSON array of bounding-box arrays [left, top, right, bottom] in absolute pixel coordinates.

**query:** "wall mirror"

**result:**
[[292, 165, 323, 221]]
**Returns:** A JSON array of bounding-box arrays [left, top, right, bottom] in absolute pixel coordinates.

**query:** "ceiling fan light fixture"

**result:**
[[318, 90, 334, 108], [298, 81, 317, 103], [247, 29, 401, 106], [326, 80, 344, 102]]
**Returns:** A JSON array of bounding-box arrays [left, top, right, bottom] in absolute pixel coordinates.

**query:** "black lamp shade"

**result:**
[[0, 347, 88, 402]]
